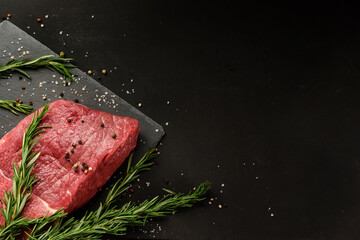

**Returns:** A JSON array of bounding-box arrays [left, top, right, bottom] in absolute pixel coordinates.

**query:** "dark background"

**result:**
[[2, 1, 360, 239]]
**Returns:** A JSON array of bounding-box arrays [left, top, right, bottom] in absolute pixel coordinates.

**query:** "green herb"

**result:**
[[0, 104, 50, 238], [0, 109, 210, 239], [0, 53, 77, 83], [0, 100, 33, 115]]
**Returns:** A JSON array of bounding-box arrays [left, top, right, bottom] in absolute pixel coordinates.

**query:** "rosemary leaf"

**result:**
[[0, 53, 76, 83], [0, 100, 33, 115]]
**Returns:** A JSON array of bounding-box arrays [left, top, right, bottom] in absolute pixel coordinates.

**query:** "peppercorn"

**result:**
[[70, 149, 74, 153], [130, 188, 134, 193], [78, 140, 82, 144], [66, 158, 70, 162], [7, 13, 11, 18], [29, 101, 33, 106], [112, 133, 117, 139], [65, 152, 69, 158], [67, 119, 71, 123], [16, 99, 19, 102], [21, 86, 25, 90], [59, 51, 65, 57], [18, 75, 23, 80], [72, 143, 76, 148], [100, 123, 104, 127], [82, 162, 86, 166], [12, 103, 16, 107], [74, 99, 79, 103], [60, 92, 64, 97], [19, 100, 22, 104], [101, 69, 107, 75], [37, 18, 42, 22], [81, 120, 84, 123], [42, 96, 47, 100], [74, 168, 78, 172]]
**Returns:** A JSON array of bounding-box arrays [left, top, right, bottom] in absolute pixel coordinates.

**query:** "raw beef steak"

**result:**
[[0, 100, 139, 225]]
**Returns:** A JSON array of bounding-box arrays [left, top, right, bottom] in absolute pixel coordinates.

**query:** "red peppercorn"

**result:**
[[19, 100, 23, 104], [7, 13, 11, 18], [130, 188, 135, 193], [29, 101, 33, 106], [16, 99, 19, 102], [37, 18, 42, 22]]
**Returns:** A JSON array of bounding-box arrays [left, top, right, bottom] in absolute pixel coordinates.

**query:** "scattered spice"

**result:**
[[40, 24, 44, 28], [81, 120, 84, 123], [72, 143, 76, 148], [16, 99, 19, 102], [101, 69, 107, 75], [66, 158, 70, 162], [81, 167, 85, 171], [74, 99, 79, 103], [59, 51, 65, 57], [78, 140, 82, 144], [65, 152, 69, 158], [138, 103, 142, 107], [67, 119, 71, 123], [87, 70, 92, 75], [88, 167, 93, 171], [218, 204, 223, 209], [73, 163, 78, 168], [37, 18, 42, 22], [111, 133, 117, 139], [29, 101, 33, 106], [7, 13, 11, 18], [130, 188, 134, 193], [19, 100, 23, 104], [84, 169, 88, 174], [18, 75, 23, 80], [21, 86, 25, 90], [96, 76, 101, 80], [70, 149, 74, 153], [42, 96, 47, 100], [60, 92, 64, 97], [74, 167, 78, 173], [100, 122, 104, 127]]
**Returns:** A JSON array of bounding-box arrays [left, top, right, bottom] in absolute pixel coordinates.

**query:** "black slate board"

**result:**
[[0, 20, 164, 157]]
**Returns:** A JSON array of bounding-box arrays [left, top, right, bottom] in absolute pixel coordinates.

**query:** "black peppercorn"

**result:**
[[81, 120, 84, 123], [74, 168, 78, 172], [112, 133, 117, 139], [60, 92, 64, 97], [67, 119, 71, 123], [18, 75, 23, 80], [100, 123, 104, 127], [78, 140, 82, 144], [72, 143, 76, 148], [74, 99, 79, 103]]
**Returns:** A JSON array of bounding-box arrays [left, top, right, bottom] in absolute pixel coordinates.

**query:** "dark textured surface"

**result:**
[[2, 1, 360, 240]]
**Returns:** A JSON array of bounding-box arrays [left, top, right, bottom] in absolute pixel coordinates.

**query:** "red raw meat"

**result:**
[[0, 100, 139, 225]]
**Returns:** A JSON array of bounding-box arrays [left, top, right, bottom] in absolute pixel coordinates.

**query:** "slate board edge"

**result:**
[[0, 20, 165, 147]]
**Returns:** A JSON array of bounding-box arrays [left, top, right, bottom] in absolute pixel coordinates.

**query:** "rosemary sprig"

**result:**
[[26, 149, 210, 239], [0, 104, 50, 238], [0, 111, 210, 239], [0, 53, 77, 82], [0, 100, 33, 115]]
